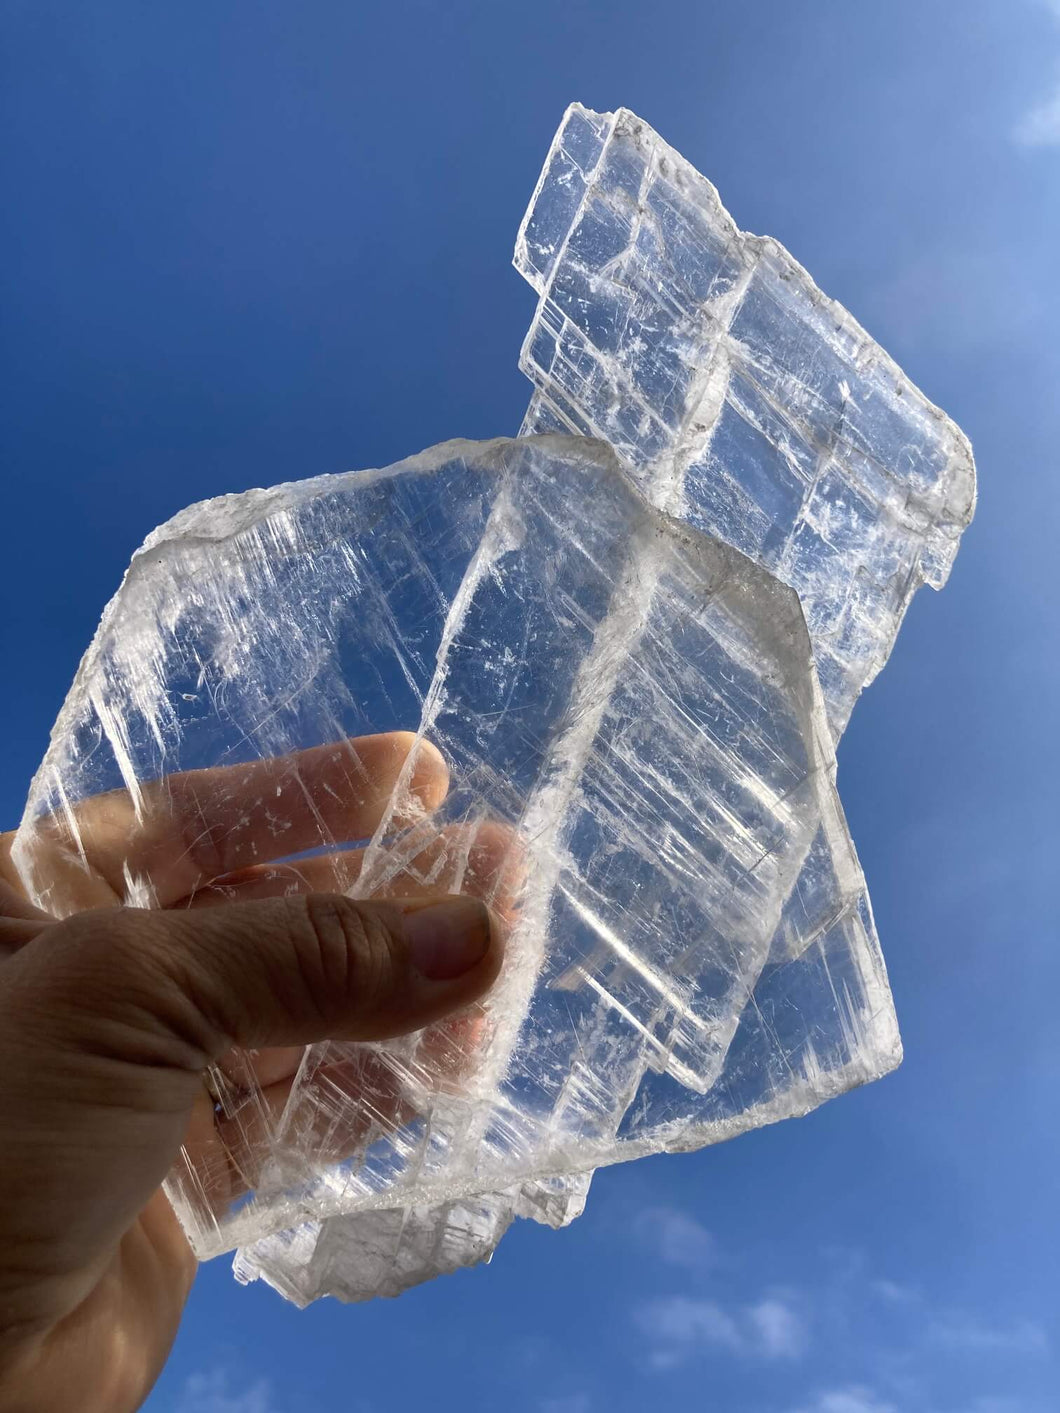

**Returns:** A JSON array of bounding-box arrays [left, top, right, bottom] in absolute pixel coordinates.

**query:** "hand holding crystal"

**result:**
[[0, 733, 504, 1413]]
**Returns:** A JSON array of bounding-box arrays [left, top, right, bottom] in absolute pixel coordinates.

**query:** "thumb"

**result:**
[[0, 894, 500, 1321]]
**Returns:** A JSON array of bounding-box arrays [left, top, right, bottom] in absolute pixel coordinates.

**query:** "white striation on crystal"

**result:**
[[10, 104, 975, 1309]]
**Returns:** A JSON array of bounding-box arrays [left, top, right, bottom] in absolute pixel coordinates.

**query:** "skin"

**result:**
[[0, 732, 508, 1413]]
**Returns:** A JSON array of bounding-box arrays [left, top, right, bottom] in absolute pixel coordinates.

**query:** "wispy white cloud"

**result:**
[[175, 1370, 281, 1413], [539, 1397, 592, 1413], [633, 1205, 715, 1273], [631, 1207, 807, 1369], [962, 1399, 1033, 1413], [927, 1312, 1049, 1356], [1015, 78, 1060, 146], [968, 1398, 1044, 1413], [789, 1383, 1041, 1413], [634, 1220, 1047, 1399], [635, 1295, 744, 1369], [748, 1296, 808, 1358], [861, 247, 1040, 356], [868, 1279, 920, 1306], [789, 1388, 897, 1413], [1015, 2, 1060, 145], [634, 1292, 806, 1369]]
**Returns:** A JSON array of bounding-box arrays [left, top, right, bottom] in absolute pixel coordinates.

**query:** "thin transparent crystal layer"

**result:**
[[12, 437, 898, 1289]]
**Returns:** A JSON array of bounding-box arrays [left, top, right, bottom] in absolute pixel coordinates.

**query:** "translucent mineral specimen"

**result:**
[[237, 105, 975, 1305], [11, 436, 895, 1270], [9, 104, 975, 1308]]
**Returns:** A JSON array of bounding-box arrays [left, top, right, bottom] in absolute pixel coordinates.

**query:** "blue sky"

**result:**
[[2, 2, 1058, 1411]]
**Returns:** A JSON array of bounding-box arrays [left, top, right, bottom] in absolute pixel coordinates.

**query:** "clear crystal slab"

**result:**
[[12, 435, 895, 1275], [516, 105, 975, 738], [238, 105, 974, 1305]]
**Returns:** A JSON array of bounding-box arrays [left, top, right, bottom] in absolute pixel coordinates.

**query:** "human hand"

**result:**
[[0, 732, 505, 1413]]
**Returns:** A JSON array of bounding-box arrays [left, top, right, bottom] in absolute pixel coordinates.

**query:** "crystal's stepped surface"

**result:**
[[516, 105, 976, 737], [10, 104, 975, 1308]]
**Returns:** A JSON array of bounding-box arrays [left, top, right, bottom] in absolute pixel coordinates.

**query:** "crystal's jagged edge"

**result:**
[[514, 103, 977, 739], [240, 101, 969, 1303], [12, 435, 898, 1282], [233, 1175, 590, 1307]]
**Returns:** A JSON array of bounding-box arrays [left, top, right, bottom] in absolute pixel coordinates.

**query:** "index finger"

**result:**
[[14, 732, 450, 913]]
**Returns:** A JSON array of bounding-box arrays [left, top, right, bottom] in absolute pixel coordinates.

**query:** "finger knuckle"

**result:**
[[299, 895, 395, 1025]]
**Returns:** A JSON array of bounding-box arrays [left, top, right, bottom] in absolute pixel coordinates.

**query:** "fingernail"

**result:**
[[403, 897, 492, 981]]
